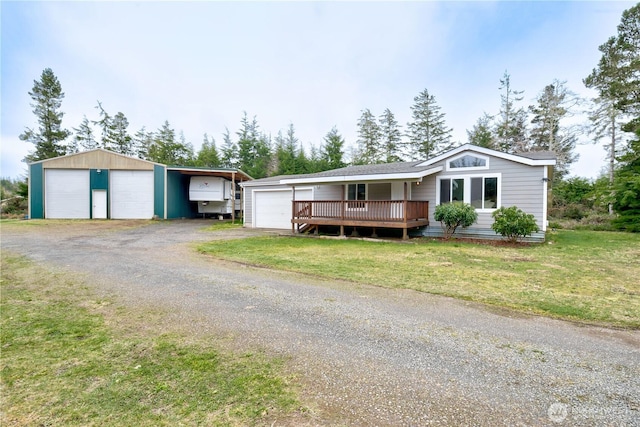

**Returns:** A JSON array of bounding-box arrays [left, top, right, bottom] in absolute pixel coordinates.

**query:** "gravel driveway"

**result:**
[[2, 220, 639, 426]]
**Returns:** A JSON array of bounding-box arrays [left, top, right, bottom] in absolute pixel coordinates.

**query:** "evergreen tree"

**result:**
[[307, 144, 324, 173], [406, 89, 453, 160], [20, 68, 70, 161], [220, 127, 238, 168], [110, 112, 133, 156], [584, 4, 640, 117], [496, 71, 528, 153], [354, 108, 382, 164], [133, 127, 153, 160], [467, 113, 496, 149], [379, 108, 404, 162], [611, 129, 640, 231], [248, 133, 272, 179], [195, 133, 221, 167], [275, 124, 303, 175], [236, 112, 267, 175], [147, 121, 194, 165], [321, 127, 346, 170], [93, 101, 112, 150], [72, 116, 98, 152], [529, 81, 578, 180], [585, 4, 640, 223], [587, 97, 629, 213]]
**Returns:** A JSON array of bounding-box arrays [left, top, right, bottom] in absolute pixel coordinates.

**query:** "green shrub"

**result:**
[[491, 206, 539, 243], [434, 202, 478, 240]]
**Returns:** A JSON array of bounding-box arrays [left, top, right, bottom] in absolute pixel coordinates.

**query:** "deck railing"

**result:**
[[292, 200, 429, 223]]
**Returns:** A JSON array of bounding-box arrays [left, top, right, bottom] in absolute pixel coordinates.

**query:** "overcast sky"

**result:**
[[1, 1, 634, 180]]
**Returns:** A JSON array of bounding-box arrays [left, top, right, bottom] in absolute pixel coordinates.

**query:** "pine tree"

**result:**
[[354, 108, 382, 165], [276, 124, 302, 175], [584, 4, 640, 221], [72, 116, 98, 152], [529, 81, 578, 180], [110, 112, 133, 156], [133, 127, 153, 160], [496, 71, 528, 153], [467, 113, 496, 149], [20, 68, 70, 161], [147, 121, 193, 165], [406, 89, 452, 160], [321, 127, 346, 170], [379, 108, 404, 162], [195, 133, 221, 167], [233, 113, 271, 178], [93, 101, 112, 150], [587, 97, 629, 213], [585, 4, 640, 117], [220, 127, 238, 168]]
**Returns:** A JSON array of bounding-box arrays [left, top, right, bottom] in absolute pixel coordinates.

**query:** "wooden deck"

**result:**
[[291, 200, 429, 239]]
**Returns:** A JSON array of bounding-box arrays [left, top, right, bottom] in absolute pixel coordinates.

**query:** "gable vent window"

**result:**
[[447, 154, 489, 171]]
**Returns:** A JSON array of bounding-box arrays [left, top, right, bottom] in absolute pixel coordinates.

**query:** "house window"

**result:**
[[347, 183, 366, 209], [438, 175, 500, 210], [447, 154, 489, 171], [470, 177, 498, 209]]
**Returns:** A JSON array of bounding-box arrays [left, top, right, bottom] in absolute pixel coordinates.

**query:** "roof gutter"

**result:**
[[280, 166, 443, 185]]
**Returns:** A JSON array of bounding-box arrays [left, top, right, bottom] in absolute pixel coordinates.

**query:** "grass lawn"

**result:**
[[199, 230, 640, 328], [0, 253, 305, 426]]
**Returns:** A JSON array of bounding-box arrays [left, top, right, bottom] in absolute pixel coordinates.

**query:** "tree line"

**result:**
[[18, 4, 639, 229], [17, 69, 583, 181]]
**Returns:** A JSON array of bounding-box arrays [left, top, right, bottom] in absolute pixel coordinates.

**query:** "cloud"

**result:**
[[0, 1, 632, 180]]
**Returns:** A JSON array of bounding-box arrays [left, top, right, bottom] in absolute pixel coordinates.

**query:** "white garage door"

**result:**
[[110, 170, 154, 219], [45, 169, 90, 219], [254, 189, 312, 229]]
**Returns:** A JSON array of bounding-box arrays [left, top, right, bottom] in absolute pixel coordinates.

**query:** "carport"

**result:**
[[28, 149, 251, 220]]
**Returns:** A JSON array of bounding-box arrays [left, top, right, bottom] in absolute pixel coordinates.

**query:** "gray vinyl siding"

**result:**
[[314, 184, 341, 200], [413, 156, 547, 238], [368, 183, 391, 200]]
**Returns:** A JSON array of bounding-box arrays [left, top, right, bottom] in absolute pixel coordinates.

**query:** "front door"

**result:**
[[92, 189, 107, 219]]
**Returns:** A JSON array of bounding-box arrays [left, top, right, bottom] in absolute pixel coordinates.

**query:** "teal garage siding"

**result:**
[[153, 165, 165, 219], [29, 163, 44, 219], [166, 170, 194, 219]]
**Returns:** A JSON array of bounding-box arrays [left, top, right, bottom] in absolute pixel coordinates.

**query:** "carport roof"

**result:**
[[166, 166, 252, 182]]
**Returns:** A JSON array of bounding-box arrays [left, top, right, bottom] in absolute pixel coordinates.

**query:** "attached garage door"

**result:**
[[110, 170, 154, 219], [254, 188, 312, 229], [45, 169, 90, 219]]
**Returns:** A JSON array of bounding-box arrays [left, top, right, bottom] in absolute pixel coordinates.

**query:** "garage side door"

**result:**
[[254, 189, 312, 229], [45, 169, 90, 219], [111, 170, 154, 219]]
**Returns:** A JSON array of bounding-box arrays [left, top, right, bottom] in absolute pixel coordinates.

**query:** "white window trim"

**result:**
[[446, 153, 490, 171], [345, 183, 368, 211], [436, 173, 502, 213]]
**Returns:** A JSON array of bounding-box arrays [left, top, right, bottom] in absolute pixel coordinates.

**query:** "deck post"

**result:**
[[402, 182, 409, 240]]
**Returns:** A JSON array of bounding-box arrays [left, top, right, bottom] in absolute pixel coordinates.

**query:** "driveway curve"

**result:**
[[2, 220, 639, 426]]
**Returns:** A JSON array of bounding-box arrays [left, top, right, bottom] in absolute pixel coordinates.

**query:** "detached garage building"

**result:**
[[28, 149, 251, 220]]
